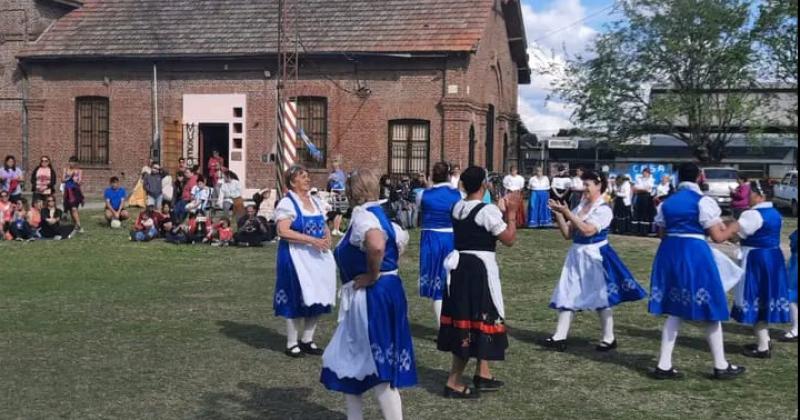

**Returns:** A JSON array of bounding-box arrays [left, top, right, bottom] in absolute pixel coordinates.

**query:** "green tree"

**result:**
[[552, 0, 775, 163], [756, 0, 798, 84]]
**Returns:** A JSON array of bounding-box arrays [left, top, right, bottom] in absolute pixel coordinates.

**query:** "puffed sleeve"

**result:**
[[698, 196, 723, 230], [275, 197, 297, 222], [737, 209, 763, 239], [477, 204, 508, 236], [586, 205, 614, 232], [392, 222, 409, 255], [349, 208, 386, 250]]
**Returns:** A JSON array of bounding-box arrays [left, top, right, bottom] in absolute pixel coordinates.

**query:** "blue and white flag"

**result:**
[[298, 128, 323, 162]]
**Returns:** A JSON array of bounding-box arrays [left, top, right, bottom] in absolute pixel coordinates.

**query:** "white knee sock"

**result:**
[[791, 303, 799, 336], [598, 308, 615, 343], [373, 383, 403, 420], [705, 322, 730, 370], [345, 394, 364, 420], [286, 319, 302, 349], [433, 300, 443, 328], [657, 316, 682, 371], [301, 316, 319, 344], [553, 310, 574, 341], [754, 322, 771, 352]]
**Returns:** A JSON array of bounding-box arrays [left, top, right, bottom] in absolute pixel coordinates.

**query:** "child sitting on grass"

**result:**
[[186, 176, 211, 213], [207, 217, 234, 246], [187, 211, 210, 244], [131, 206, 161, 242], [9, 200, 34, 241]]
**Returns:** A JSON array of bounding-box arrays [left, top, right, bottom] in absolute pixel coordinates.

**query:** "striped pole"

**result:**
[[281, 100, 298, 173]]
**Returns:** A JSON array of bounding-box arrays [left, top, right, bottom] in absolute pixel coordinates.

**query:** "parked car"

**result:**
[[774, 170, 798, 217], [700, 167, 739, 210]]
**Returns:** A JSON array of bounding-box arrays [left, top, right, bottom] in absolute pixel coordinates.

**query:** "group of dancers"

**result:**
[[270, 162, 798, 419]]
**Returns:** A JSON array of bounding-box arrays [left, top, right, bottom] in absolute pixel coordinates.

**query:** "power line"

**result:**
[[531, 2, 617, 45]]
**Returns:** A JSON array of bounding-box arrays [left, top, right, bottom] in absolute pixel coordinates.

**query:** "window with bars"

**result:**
[[295, 97, 327, 168], [75, 97, 110, 165], [389, 120, 430, 175]]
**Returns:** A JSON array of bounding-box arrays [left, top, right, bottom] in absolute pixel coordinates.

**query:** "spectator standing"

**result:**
[[568, 167, 586, 210], [550, 165, 571, 204], [207, 150, 225, 193], [632, 168, 656, 236], [527, 166, 552, 228], [62, 156, 85, 233], [502, 165, 526, 228], [104, 177, 130, 226], [143, 163, 164, 209], [730, 174, 751, 219], [655, 174, 675, 205], [31, 156, 57, 203], [327, 157, 347, 236], [1, 155, 24, 203], [612, 175, 632, 235], [450, 165, 462, 190]]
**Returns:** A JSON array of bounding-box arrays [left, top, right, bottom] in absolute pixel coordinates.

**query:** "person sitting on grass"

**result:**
[[28, 198, 43, 239], [165, 218, 190, 244], [186, 176, 211, 213], [131, 206, 161, 242], [9, 199, 34, 241], [104, 176, 130, 227], [207, 217, 234, 246], [157, 202, 174, 236], [235, 205, 271, 247], [40, 197, 74, 240], [187, 211, 210, 244]]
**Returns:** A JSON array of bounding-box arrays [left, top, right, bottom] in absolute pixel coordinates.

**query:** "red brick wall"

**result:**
[[21, 13, 521, 194]]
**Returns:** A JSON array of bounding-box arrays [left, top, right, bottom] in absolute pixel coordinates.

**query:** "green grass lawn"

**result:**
[[1, 211, 797, 419]]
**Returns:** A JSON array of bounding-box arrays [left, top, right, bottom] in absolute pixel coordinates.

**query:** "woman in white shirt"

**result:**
[[568, 167, 586, 210], [550, 165, 571, 204], [655, 174, 674, 205], [612, 175, 632, 235], [632, 168, 656, 236], [219, 171, 244, 218], [502, 165, 526, 228], [527, 166, 552, 228]]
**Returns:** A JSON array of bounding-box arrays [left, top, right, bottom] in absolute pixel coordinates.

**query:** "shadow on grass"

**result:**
[[415, 365, 451, 397], [410, 322, 439, 343], [197, 382, 344, 420], [618, 325, 718, 353], [509, 325, 655, 378], [217, 321, 286, 354]]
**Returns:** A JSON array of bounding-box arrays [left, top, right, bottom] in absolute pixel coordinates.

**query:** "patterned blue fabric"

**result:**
[[418, 230, 453, 300], [273, 194, 332, 319], [322, 205, 417, 395], [661, 189, 705, 235], [732, 248, 791, 325], [527, 190, 552, 228]]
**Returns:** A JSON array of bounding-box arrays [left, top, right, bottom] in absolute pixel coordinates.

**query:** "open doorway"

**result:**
[[199, 123, 229, 179]]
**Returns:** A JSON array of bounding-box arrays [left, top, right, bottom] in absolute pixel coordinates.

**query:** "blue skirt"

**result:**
[[789, 252, 798, 303], [274, 243, 332, 319], [528, 190, 552, 228], [321, 274, 417, 395], [649, 237, 729, 321], [549, 244, 647, 311], [419, 230, 454, 300], [732, 249, 791, 325]]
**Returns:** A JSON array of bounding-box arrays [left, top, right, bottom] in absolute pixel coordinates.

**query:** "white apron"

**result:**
[[444, 251, 505, 319], [289, 244, 338, 307]]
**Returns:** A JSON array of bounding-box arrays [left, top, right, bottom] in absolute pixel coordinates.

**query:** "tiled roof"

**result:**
[[20, 0, 498, 59]]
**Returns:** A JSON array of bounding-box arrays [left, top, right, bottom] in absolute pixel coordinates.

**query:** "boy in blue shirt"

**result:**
[[104, 176, 130, 226]]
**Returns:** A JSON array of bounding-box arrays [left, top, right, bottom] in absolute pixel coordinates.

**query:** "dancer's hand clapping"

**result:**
[[548, 199, 569, 215]]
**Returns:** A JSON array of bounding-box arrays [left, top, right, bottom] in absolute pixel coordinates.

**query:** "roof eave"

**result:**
[[46, 0, 83, 8]]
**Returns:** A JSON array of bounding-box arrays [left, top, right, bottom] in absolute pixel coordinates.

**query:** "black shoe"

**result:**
[[778, 332, 799, 343], [473, 375, 504, 392], [299, 341, 324, 356], [712, 364, 746, 380], [542, 337, 567, 352], [443, 385, 480, 399], [650, 367, 684, 380], [742, 347, 771, 359], [284, 345, 305, 358], [596, 340, 618, 352]]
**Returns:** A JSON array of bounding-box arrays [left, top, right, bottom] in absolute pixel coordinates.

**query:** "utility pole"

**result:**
[[275, 0, 300, 195]]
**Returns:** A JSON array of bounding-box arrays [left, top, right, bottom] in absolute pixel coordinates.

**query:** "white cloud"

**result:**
[[519, 0, 610, 136]]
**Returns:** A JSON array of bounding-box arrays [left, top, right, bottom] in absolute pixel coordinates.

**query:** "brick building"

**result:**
[[4, 0, 530, 193]]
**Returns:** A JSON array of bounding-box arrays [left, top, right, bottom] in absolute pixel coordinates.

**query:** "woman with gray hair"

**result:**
[[322, 169, 416, 420], [274, 165, 338, 358]]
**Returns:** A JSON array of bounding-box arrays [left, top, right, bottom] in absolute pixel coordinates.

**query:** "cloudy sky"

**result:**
[[520, 0, 620, 136]]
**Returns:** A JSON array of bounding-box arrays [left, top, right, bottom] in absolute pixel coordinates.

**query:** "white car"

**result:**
[[774, 170, 798, 217], [701, 167, 739, 209]]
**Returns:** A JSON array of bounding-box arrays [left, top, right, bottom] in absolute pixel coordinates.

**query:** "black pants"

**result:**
[[632, 192, 655, 236], [612, 198, 631, 235]]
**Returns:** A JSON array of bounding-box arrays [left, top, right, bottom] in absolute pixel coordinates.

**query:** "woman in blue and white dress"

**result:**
[[545, 171, 647, 352], [527, 166, 552, 228], [781, 230, 798, 342], [274, 165, 338, 358], [321, 169, 416, 420], [417, 162, 463, 327], [649, 163, 746, 380], [732, 181, 791, 358]]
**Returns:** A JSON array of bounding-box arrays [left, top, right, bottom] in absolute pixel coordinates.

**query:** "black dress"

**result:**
[[437, 203, 508, 361]]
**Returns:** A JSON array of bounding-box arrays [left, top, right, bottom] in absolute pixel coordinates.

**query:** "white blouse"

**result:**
[[654, 182, 722, 230], [528, 175, 550, 191], [552, 176, 571, 191], [738, 202, 774, 239], [503, 175, 526, 192], [634, 176, 655, 195], [570, 176, 585, 191], [573, 199, 614, 233], [348, 201, 409, 253], [451, 200, 508, 237], [616, 181, 633, 206], [656, 183, 672, 198], [275, 191, 325, 222]]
